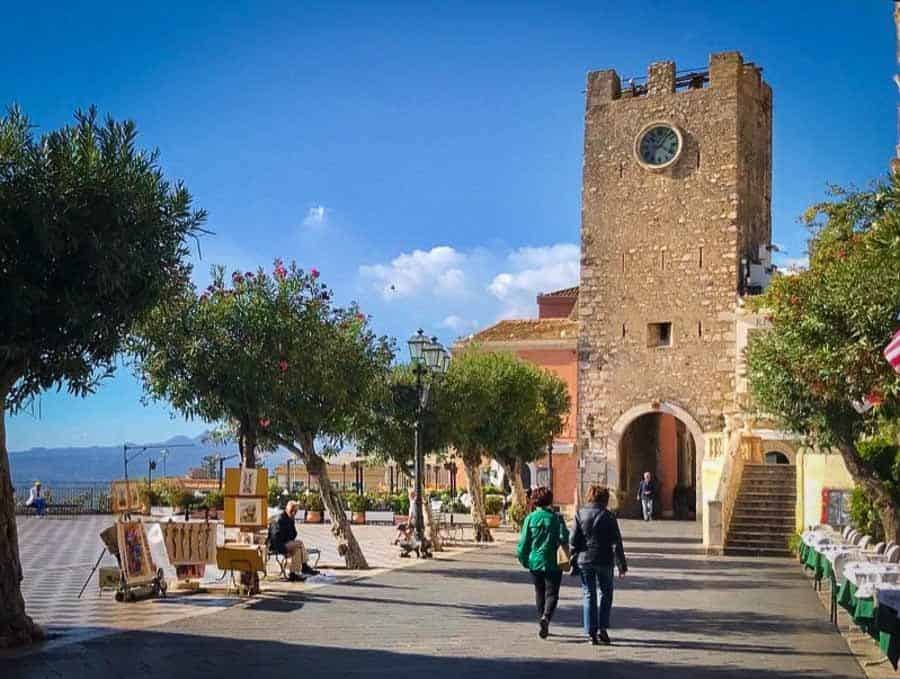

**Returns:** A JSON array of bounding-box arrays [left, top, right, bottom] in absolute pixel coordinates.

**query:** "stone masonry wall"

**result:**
[[577, 51, 772, 498]]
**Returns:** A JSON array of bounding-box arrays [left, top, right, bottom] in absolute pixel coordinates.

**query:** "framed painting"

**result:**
[[116, 521, 156, 584], [110, 481, 141, 512], [224, 497, 266, 528], [224, 467, 267, 496]]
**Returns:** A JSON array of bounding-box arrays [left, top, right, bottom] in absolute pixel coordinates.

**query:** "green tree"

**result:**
[[355, 363, 450, 549], [494, 367, 570, 510], [134, 261, 391, 569], [0, 107, 205, 648], [199, 455, 219, 479], [132, 266, 284, 468], [442, 350, 555, 541], [746, 177, 900, 540]]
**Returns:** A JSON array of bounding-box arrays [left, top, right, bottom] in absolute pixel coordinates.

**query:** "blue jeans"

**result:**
[[579, 563, 614, 635], [32, 498, 46, 516], [641, 497, 653, 520]]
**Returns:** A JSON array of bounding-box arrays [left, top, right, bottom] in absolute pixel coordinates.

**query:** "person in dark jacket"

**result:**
[[516, 486, 569, 639], [570, 484, 627, 645], [637, 471, 656, 521], [270, 501, 319, 581]]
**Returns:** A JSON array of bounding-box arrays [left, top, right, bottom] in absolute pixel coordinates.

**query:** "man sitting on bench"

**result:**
[[271, 501, 320, 581], [26, 480, 46, 517]]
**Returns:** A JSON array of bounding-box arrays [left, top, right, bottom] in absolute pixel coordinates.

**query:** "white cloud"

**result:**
[[359, 246, 468, 300], [440, 315, 479, 333], [776, 256, 809, 276], [302, 205, 328, 228], [488, 243, 579, 317]]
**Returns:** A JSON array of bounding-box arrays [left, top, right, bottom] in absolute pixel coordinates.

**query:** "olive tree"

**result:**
[[0, 106, 205, 647]]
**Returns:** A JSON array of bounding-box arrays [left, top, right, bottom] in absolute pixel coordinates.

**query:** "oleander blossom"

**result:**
[[278, 360, 288, 373], [310, 268, 320, 279], [259, 418, 270, 429]]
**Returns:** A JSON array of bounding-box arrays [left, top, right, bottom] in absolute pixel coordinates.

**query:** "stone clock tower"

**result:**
[[576, 51, 772, 515]]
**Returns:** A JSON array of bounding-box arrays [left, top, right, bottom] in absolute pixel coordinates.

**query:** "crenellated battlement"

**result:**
[[586, 51, 766, 108]]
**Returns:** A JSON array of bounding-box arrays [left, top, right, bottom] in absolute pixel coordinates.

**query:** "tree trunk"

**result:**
[[0, 383, 44, 648], [463, 453, 493, 543], [402, 472, 442, 552], [838, 442, 900, 542], [240, 426, 257, 468], [501, 459, 527, 509], [292, 435, 369, 570]]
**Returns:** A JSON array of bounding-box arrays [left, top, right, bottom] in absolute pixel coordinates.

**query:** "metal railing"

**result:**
[[13, 483, 113, 515]]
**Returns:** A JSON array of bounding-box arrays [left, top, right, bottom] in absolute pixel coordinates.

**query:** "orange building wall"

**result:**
[[517, 348, 578, 440], [657, 414, 678, 515]]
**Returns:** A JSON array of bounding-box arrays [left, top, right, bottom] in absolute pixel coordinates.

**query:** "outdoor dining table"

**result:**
[[837, 560, 900, 637], [876, 588, 900, 670]]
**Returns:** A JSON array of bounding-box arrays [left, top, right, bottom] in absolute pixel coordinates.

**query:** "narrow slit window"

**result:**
[[622, 323, 626, 339], [660, 251, 666, 270], [698, 320, 703, 337], [696, 148, 701, 169], [621, 252, 626, 272], [647, 322, 672, 348], [699, 246, 704, 269]]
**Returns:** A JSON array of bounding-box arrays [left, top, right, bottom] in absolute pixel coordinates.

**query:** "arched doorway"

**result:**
[[765, 451, 790, 465], [615, 411, 699, 520]]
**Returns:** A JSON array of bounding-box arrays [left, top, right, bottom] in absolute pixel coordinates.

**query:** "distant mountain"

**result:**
[[8, 432, 291, 487]]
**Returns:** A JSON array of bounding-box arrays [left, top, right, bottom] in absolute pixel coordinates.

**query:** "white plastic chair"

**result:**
[[848, 530, 860, 544], [842, 526, 853, 539], [874, 542, 886, 555], [887, 545, 900, 563], [859, 535, 872, 549]]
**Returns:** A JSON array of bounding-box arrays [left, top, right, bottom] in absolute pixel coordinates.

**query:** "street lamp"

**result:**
[[218, 453, 240, 491], [407, 329, 451, 556]]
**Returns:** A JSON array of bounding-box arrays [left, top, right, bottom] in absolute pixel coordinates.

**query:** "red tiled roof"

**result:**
[[537, 286, 579, 299], [466, 318, 578, 343]]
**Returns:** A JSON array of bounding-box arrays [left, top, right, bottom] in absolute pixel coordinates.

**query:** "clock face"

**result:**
[[637, 125, 681, 168]]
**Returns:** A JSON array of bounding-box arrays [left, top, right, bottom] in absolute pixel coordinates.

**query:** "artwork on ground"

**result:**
[[235, 498, 264, 527], [117, 521, 156, 584], [239, 468, 258, 496], [175, 563, 206, 580]]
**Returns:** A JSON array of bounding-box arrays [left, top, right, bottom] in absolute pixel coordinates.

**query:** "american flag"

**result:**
[[885, 329, 900, 374]]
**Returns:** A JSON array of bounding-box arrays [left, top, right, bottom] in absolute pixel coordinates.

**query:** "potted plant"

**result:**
[[484, 494, 504, 528], [392, 492, 410, 525], [348, 493, 369, 524], [204, 490, 225, 519], [507, 502, 528, 530], [304, 492, 324, 523]]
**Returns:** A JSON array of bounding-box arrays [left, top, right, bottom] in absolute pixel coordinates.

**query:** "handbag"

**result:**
[[557, 544, 571, 571]]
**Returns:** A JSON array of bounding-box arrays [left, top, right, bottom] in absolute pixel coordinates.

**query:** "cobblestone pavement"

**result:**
[[4, 519, 864, 678]]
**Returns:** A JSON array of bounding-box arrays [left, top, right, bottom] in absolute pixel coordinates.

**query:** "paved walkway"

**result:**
[[4, 520, 863, 678]]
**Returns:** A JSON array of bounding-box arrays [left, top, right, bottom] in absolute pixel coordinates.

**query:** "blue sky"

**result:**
[[5, 1, 896, 450]]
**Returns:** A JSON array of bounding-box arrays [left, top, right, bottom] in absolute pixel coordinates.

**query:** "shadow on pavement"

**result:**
[[1, 629, 862, 679]]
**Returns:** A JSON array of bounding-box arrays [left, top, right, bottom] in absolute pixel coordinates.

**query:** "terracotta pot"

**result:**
[[485, 515, 501, 528], [306, 510, 323, 523], [352, 512, 366, 524]]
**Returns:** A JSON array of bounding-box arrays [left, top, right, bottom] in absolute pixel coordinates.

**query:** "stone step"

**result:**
[[734, 503, 795, 512], [728, 529, 794, 540], [726, 536, 791, 551], [738, 490, 797, 502], [732, 512, 795, 523], [730, 522, 795, 533], [723, 545, 793, 558], [740, 477, 796, 486]]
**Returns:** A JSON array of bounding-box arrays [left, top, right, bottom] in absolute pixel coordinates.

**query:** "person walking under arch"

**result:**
[[516, 486, 569, 639], [570, 484, 628, 645], [637, 471, 656, 521]]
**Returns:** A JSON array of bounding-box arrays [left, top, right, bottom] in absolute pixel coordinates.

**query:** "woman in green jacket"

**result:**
[[516, 486, 569, 639]]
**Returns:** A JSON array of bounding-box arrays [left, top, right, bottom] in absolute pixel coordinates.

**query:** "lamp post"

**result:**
[[407, 329, 451, 556], [218, 453, 240, 491]]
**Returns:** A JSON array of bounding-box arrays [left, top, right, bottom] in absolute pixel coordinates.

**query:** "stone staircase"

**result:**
[[724, 463, 796, 557]]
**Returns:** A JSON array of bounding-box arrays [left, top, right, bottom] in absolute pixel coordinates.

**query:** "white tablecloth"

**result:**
[[844, 561, 900, 598]]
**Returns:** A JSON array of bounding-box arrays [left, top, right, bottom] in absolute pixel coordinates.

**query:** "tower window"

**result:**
[[648, 322, 672, 348], [622, 322, 626, 338], [699, 246, 704, 269], [698, 320, 703, 337]]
